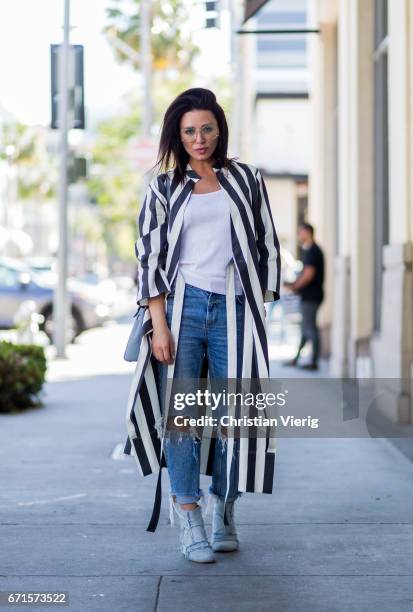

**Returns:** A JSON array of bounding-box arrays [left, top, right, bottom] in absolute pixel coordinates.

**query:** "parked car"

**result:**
[[0, 257, 110, 342], [73, 273, 137, 319], [25, 256, 57, 286], [27, 258, 136, 319]]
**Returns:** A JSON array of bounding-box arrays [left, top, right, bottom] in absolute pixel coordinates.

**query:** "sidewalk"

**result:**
[[0, 322, 413, 611]]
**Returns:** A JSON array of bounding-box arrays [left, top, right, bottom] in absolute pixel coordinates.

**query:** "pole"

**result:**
[[140, 0, 152, 199], [140, 0, 152, 138], [229, 0, 243, 157], [53, 0, 70, 358]]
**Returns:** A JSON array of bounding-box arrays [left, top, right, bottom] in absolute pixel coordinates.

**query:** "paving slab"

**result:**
[[0, 576, 158, 612], [157, 576, 413, 612]]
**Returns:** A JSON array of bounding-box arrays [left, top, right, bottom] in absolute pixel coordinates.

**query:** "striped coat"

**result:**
[[124, 159, 282, 531]]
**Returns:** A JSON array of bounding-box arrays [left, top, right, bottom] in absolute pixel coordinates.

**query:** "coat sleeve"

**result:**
[[254, 168, 281, 303], [135, 175, 171, 307]]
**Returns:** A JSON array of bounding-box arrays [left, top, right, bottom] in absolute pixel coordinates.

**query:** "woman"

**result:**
[[123, 88, 281, 563]]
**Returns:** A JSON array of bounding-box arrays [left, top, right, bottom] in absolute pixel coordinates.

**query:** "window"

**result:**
[[256, 0, 307, 69], [257, 39, 306, 52], [373, 0, 389, 331]]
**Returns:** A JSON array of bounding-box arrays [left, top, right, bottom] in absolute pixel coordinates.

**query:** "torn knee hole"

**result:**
[[166, 416, 190, 433]]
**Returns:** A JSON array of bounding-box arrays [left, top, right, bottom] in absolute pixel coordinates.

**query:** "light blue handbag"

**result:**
[[123, 306, 146, 362], [123, 174, 171, 363]]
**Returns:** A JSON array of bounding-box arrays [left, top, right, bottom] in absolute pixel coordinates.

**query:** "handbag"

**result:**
[[123, 174, 171, 363], [123, 306, 146, 362]]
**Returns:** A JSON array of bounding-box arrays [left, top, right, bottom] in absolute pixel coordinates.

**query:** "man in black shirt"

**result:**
[[283, 222, 325, 370]]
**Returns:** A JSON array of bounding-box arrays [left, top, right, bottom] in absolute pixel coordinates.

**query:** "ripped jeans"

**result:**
[[157, 283, 245, 505]]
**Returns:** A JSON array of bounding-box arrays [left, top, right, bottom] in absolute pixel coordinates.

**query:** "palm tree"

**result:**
[[104, 0, 200, 73]]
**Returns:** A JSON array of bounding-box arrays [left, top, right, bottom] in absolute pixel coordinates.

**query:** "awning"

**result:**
[[243, 0, 269, 23]]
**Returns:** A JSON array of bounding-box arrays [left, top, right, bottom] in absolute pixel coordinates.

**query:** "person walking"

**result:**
[[283, 222, 324, 370], [123, 88, 281, 563]]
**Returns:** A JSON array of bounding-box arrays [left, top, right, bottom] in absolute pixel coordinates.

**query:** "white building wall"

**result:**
[[307, 6, 338, 362], [265, 178, 298, 254], [337, 0, 351, 259], [253, 98, 310, 174], [311, 0, 413, 421], [388, 0, 411, 245], [348, 0, 374, 345]]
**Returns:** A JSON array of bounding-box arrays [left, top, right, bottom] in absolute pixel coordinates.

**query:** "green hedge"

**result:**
[[0, 341, 47, 413]]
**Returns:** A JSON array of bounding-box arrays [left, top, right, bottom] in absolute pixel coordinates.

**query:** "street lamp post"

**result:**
[[140, 0, 152, 139], [229, 0, 244, 157], [139, 0, 153, 199], [53, 0, 70, 358]]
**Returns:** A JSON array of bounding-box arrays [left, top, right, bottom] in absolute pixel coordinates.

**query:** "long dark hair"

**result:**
[[154, 88, 234, 183]]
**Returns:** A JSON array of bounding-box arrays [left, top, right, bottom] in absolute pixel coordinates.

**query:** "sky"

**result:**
[[0, 0, 230, 127]]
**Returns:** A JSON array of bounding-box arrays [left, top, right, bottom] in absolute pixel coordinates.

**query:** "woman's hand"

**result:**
[[152, 322, 175, 364], [148, 294, 175, 364]]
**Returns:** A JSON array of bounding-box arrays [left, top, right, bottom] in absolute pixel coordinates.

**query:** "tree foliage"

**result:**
[[0, 122, 57, 201], [88, 0, 201, 261], [104, 0, 200, 71], [86, 99, 139, 262]]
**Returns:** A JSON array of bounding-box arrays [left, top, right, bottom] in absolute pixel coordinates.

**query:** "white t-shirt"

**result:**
[[178, 188, 243, 295]]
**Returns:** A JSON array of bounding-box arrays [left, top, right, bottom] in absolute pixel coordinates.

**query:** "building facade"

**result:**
[[309, 0, 413, 423], [241, 0, 311, 260]]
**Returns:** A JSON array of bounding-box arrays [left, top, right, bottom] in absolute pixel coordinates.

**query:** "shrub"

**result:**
[[0, 341, 47, 413]]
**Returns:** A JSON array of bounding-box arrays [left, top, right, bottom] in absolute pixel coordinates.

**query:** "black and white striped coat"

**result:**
[[124, 159, 282, 531]]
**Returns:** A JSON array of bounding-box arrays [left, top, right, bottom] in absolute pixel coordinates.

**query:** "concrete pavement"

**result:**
[[1, 320, 413, 611]]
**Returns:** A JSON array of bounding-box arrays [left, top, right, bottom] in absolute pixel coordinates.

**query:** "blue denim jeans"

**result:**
[[158, 283, 245, 505]]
